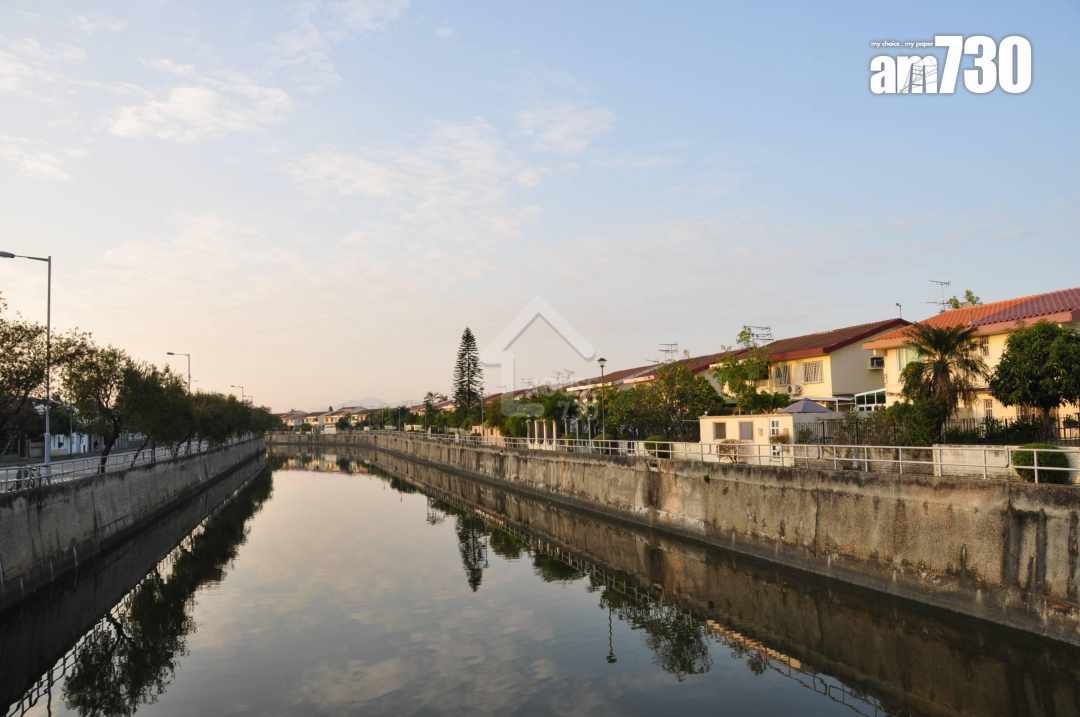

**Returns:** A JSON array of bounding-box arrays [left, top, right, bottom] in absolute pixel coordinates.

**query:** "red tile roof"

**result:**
[[761, 318, 909, 361], [865, 287, 1080, 349]]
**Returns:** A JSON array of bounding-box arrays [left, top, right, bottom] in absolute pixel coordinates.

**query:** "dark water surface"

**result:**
[[5, 447, 1080, 717]]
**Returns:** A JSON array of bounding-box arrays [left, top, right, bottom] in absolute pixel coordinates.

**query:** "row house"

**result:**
[[863, 286, 1080, 420]]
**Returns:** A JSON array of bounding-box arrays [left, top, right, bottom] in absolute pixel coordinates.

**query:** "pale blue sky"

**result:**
[[1, 1, 1077, 410]]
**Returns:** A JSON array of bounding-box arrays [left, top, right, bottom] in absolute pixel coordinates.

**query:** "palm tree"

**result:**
[[900, 324, 988, 424]]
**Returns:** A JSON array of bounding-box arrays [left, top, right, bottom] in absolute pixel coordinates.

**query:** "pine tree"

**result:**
[[452, 327, 483, 420]]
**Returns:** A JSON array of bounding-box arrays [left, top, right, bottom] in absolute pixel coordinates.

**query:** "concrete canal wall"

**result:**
[[0, 438, 265, 611], [275, 431, 1080, 644], [0, 465, 266, 710], [356, 445, 1080, 717]]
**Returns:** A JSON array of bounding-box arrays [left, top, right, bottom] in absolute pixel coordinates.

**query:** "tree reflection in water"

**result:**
[[61, 473, 274, 716], [455, 515, 490, 592]]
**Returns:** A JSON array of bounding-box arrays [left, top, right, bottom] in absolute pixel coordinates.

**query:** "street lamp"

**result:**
[[597, 357, 607, 439], [166, 352, 191, 390], [2, 251, 52, 465]]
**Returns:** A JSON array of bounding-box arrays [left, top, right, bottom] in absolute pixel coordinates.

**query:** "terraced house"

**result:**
[[862, 286, 1080, 420], [743, 318, 909, 412]]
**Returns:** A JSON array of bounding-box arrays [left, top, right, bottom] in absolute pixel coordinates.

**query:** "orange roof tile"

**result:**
[[864, 287, 1080, 349]]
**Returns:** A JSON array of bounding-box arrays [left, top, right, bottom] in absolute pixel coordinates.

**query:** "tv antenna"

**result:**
[[927, 279, 952, 313], [742, 325, 774, 345], [658, 343, 679, 363]]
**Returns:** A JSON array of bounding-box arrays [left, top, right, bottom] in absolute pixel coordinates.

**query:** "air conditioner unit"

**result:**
[[869, 356, 885, 370], [786, 384, 803, 396]]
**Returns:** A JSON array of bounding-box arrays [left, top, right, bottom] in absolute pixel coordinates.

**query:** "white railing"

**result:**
[[0, 435, 258, 494], [360, 430, 1079, 485]]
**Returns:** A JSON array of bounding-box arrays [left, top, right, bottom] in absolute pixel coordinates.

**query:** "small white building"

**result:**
[[699, 399, 839, 446]]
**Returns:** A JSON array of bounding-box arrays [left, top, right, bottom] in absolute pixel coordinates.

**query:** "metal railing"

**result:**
[[0, 435, 258, 494], [361, 430, 1079, 485]]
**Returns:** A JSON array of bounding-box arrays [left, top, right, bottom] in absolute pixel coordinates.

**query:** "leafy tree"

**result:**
[[452, 327, 483, 420], [900, 323, 987, 434], [423, 391, 447, 429], [62, 345, 130, 471], [990, 322, 1080, 436], [121, 364, 191, 465], [645, 363, 724, 441], [335, 415, 351, 431], [947, 289, 982, 309], [711, 341, 770, 414], [0, 294, 90, 452]]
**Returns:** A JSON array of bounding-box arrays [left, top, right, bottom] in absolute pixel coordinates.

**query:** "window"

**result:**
[[769, 419, 781, 438], [739, 421, 754, 441], [802, 360, 823, 384], [983, 399, 993, 419], [897, 347, 919, 372], [771, 364, 790, 386], [712, 423, 727, 440], [978, 337, 990, 356]]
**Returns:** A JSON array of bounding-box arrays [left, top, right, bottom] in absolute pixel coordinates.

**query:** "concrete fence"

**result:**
[[0, 437, 265, 611]]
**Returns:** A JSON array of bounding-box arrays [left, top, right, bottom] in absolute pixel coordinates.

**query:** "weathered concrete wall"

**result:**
[[0, 463, 266, 709], [351, 444, 1080, 717], [0, 439, 265, 611], [338, 431, 1080, 644]]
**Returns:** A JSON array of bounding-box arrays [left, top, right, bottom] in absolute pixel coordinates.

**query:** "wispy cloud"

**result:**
[[0, 135, 73, 181], [109, 61, 292, 142], [0, 37, 85, 94], [274, 0, 410, 93], [70, 13, 129, 35], [518, 104, 615, 154], [435, 26, 455, 39]]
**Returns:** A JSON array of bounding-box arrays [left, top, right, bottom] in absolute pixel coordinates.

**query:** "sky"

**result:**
[[1, 1, 1077, 412]]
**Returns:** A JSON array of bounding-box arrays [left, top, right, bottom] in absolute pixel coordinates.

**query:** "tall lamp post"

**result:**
[[2, 251, 52, 465], [597, 357, 607, 439], [230, 384, 246, 402], [166, 352, 191, 390]]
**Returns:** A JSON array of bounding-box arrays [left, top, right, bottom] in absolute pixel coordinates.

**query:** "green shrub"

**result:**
[[1013, 443, 1073, 484], [643, 434, 670, 457]]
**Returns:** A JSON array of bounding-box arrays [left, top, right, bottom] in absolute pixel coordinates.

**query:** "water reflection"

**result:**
[[2, 472, 271, 717], [9, 445, 1080, 717], [61, 475, 273, 716]]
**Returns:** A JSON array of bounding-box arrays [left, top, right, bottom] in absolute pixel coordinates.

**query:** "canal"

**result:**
[[4, 446, 1080, 716]]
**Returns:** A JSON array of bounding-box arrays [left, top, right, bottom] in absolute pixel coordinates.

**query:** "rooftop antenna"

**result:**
[[895, 302, 902, 319], [742, 325, 773, 345], [658, 343, 679, 363], [927, 279, 952, 313]]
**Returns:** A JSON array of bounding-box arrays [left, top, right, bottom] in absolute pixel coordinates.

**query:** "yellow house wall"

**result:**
[[757, 355, 834, 397], [879, 320, 1080, 420]]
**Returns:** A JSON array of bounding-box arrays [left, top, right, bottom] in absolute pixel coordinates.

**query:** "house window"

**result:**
[[771, 364, 790, 386], [979, 337, 990, 356], [712, 423, 727, 440], [769, 419, 781, 438], [897, 347, 919, 372], [739, 421, 754, 441], [983, 399, 993, 419], [802, 360, 823, 384]]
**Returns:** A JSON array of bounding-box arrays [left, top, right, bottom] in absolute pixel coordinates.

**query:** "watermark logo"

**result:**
[[870, 35, 1031, 95], [480, 297, 597, 416]]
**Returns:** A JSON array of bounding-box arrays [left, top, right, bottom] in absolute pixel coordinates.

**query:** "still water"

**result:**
[[5, 447, 1080, 717]]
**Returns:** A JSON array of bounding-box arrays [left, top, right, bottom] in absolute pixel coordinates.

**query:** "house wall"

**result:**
[[828, 343, 886, 396], [878, 321, 1080, 419], [759, 355, 834, 397], [699, 414, 794, 443]]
